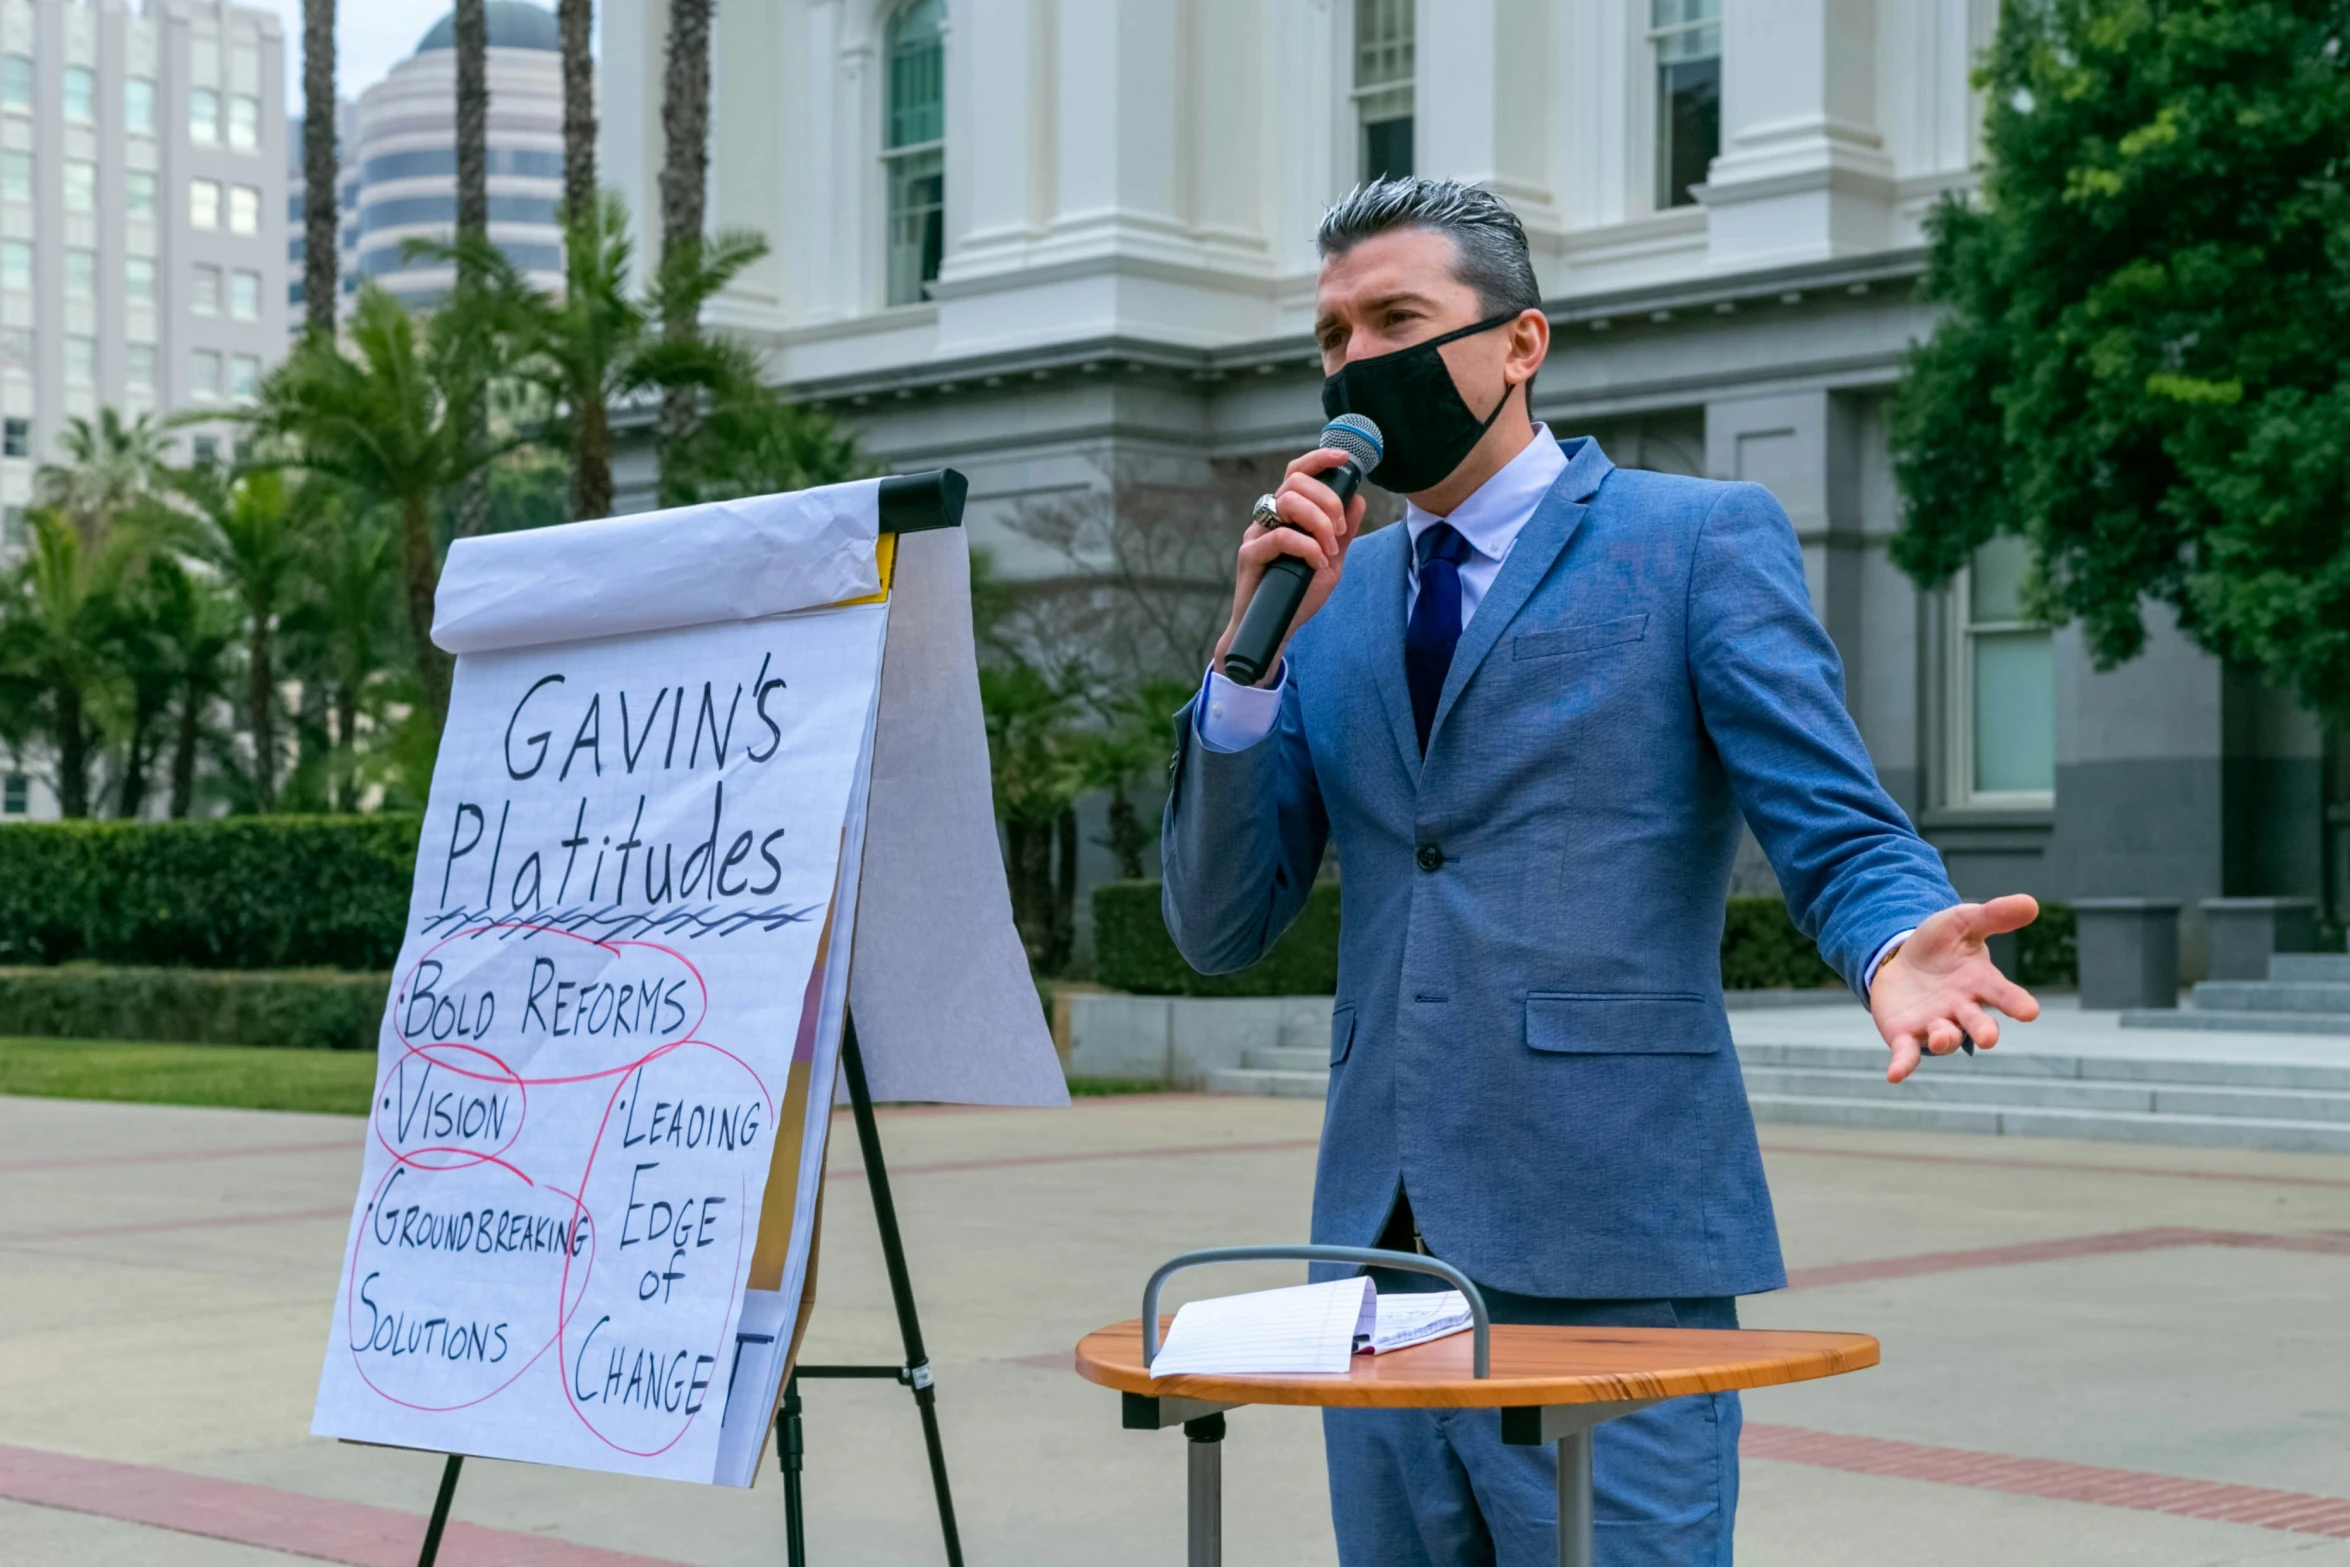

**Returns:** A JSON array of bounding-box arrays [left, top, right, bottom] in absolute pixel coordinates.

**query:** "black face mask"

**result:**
[[1320, 313, 1520, 494]]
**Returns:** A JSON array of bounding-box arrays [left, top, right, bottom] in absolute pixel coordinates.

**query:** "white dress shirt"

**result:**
[[1188, 425, 1911, 996]]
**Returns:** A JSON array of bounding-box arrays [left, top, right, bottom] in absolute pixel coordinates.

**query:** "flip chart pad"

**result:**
[[313, 474, 1061, 1487]]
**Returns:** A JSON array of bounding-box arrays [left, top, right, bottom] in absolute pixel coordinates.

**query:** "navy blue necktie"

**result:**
[[1405, 522, 1473, 753]]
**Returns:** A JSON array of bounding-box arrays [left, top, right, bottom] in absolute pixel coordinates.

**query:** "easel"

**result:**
[[413, 1012, 964, 1567]]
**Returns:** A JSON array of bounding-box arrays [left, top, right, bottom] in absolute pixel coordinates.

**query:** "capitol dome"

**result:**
[[414, 3, 563, 56]]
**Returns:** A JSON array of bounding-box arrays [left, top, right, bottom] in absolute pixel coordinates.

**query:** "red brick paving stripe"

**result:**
[[1784, 1226, 2350, 1290], [0, 1137, 357, 1176], [1759, 1140, 2350, 1192], [0, 1442, 689, 1566], [1743, 1425, 2350, 1538]]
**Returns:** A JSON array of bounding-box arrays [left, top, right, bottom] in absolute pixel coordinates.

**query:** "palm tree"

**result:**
[[0, 510, 126, 817], [285, 493, 401, 811], [421, 207, 767, 520], [36, 408, 171, 545], [980, 658, 1090, 973], [301, 0, 337, 340], [139, 555, 240, 818], [558, 0, 595, 235], [240, 286, 501, 729], [452, 0, 492, 541], [656, 0, 713, 505], [166, 466, 301, 810]]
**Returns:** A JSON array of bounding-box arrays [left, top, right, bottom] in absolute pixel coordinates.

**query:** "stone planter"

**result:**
[[2198, 897, 2318, 982], [2074, 898, 2181, 1010]]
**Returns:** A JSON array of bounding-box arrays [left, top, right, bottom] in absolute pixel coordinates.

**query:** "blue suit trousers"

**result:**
[[1326, 1288, 1740, 1567]]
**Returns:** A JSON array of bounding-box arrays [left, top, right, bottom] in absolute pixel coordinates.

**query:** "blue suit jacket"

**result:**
[[1160, 437, 1958, 1299]]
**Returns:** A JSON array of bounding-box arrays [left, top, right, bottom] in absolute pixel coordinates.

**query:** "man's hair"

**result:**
[[1316, 177, 1542, 319]]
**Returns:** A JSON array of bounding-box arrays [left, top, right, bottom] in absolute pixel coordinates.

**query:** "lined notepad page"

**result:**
[[1149, 1278, 1375, 1377]]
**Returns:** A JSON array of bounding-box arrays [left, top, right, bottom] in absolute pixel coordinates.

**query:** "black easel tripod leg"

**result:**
[[840, 1013, 964, 1567], [416, 1453, 463, 1567], [779, 1375, 807, 1567]]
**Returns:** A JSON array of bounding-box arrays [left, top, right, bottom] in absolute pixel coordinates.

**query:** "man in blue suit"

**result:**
[[1160, 177, 2043, 1565]]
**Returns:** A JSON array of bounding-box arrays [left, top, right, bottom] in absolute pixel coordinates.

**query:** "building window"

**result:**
[[64, 334, 92, 386], [190, 178, 221, 229], [124, 341, 153, 388], [125, 76, 154, 135], [0, 150, 27, 205], [2, 418, 27, 457], [2, 772, 24, 814], [228, 184, 260, 235], [1949, 535, 2055, 806], [63, 159, 93, 214], [1353, 0, 1414, 183], [191, 434, 218, 464], [228, 352, 257, 399], [191, 348, 221, 398], [62, 65, 92, 124], [0, 56, 29, 113], [125, 254, 153, 301], [881, 0, 944, 308], [189, 86, 219, 146], [229, 268, 259, 320], [1650, 0, 1721, 210], [0, 329, 30, 373], [126, 170, 155, 218], [1, 241, 29, 292], [64, 246, 92, 297], [228, 92, 258, 152], [191, 263, 221, 315]]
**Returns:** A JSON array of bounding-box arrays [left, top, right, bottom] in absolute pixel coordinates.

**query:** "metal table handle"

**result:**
[[1140, 1244, 1491, 1379]]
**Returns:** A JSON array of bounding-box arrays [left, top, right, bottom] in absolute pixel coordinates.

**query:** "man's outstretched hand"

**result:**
[[1869, 895, 2042, 1084]]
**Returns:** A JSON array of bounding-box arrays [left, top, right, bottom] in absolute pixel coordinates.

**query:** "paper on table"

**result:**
[[1358, 1291, 1473, 1355], [1149, 1278, 1375, 1378]]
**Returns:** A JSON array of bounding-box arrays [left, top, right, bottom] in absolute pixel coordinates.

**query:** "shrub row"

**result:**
[[0, 815, 419, 970], [0, 965, 390, 1051], [1092, 881, 2081, 996]]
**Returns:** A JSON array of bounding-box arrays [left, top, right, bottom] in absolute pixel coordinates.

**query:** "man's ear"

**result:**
[[1510, 308, 1550, 378]]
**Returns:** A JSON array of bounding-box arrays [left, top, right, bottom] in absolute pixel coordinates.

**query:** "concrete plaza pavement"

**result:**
[[4, 1088, 2350, 1564]]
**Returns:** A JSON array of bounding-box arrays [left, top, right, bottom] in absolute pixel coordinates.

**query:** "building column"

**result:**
[[1700, 0, 1895, 266], [1413, 0, 1562, 251], [1704, 390, 1867, 688]]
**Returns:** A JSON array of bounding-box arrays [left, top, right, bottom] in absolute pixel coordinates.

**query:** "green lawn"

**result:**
[[0, 1037, 1160, 1116], [0, 1036, 378, 1115]]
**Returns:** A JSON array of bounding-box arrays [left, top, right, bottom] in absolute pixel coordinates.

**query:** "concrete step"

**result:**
[[1203, 1066, 1331, 1099], [2191, 981, 2350, 1015], [1244, 1045, 1331, 1072], [1742, 1065, 2350, 1124], [2272, 953, 2350, 983], [2120, 1008, 2350, 1036], [1747, 1094, 2350, 1156], [1735, 1040, 2350, 1093]]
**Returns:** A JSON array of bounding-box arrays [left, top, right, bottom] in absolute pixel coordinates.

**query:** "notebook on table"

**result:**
[[1148, 1278, 1474, 1377]]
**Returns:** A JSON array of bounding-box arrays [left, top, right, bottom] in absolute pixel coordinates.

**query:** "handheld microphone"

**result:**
[[1222, 414, 1384, 686]]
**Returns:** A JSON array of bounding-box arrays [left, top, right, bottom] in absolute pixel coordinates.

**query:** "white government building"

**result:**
[[597, 0, 2338, 968]]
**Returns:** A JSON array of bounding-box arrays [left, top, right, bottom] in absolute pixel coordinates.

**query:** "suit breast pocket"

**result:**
[[1513, 613, 1649, 662], [1524, 992, 1723, 1054]]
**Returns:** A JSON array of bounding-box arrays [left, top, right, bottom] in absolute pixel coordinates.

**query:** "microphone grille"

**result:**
[[1321, 413, 1384, 471]]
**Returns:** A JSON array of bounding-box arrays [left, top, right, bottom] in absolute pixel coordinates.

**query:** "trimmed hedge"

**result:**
[[0, 965, 390, 1050], [1094, 881, 1342, 997], [0, 815, 419, 970], [1091, 884, 2083, 997]]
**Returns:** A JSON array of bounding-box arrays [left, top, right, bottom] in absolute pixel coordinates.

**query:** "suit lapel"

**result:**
[[1425, 440, 1616, 751], [1360, 525, 1424, 779]]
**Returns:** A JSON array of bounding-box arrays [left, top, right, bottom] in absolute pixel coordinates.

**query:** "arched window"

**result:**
[[883, 0, 944, 307]]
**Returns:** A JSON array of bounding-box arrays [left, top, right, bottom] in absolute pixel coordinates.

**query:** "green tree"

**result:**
[[166, 465, 302, 810], [1080, 677, 1192, 881], [1892, 0, 2350, 716], [0, 510, 128, 817], [240, 285, 503, 730], [283, 492, 403, 812], [979, 658, 1089, 973], [36, 408, 171, 545]]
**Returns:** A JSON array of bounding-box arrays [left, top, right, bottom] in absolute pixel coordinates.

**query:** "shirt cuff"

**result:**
[[1863, 929, 1916, 997], [1194, 665, 1285, 753]]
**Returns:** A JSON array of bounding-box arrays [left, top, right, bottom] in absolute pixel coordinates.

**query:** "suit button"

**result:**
[[1416, 843, 1444, 872]]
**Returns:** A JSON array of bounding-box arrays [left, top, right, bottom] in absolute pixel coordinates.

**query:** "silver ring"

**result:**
[[1251, 492, 1281, 528]]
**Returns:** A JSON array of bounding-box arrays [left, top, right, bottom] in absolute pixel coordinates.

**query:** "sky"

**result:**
[[238, 1, 514, 112]]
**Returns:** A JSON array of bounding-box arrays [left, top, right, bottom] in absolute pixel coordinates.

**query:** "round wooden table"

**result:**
[[1075, 1318, 1879, 1566]]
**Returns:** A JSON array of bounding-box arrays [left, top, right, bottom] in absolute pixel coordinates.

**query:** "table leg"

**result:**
[[1184, 1412, 1224, 1567], [1556, 1427, 1593, 1567]]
